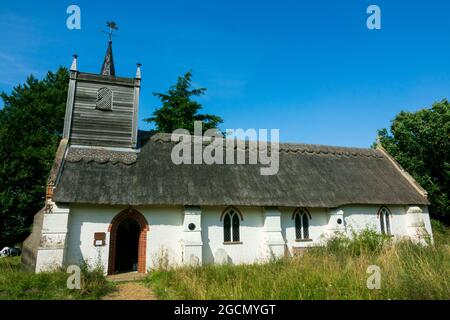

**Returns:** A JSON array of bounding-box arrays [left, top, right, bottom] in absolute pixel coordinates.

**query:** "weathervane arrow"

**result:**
[[100, 21, 118, 76], [102, 21, 119, 42]]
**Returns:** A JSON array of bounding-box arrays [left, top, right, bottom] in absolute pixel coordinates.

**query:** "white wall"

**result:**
[[421, 206, 433, 237], [281, 207, 329, 255], [202, 206, 266, 264], [138, 205, 184, 269], [65, 204, 112, 270], [342, 205, 408, 237], [65, 204, 184, 273], [63, 203, 431, 272]]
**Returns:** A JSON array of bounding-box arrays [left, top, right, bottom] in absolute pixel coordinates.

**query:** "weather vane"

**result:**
[[102, 21, 119, 42]]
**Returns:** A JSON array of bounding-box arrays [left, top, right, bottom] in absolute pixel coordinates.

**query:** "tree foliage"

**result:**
[[145, 72, 222, 133], [0, 68, 68, 246], [378, 100, 450, 224]]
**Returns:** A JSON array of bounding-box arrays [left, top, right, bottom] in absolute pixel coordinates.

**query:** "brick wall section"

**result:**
[[108, 208, 149, 274], [45, 185, 54, 202]]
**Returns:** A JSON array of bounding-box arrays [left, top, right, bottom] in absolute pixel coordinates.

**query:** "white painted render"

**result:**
[[64, 204, 184, 272], [35, 203, 433, 273], [202, 206, 265, 265], [281, 207, 329, 256]]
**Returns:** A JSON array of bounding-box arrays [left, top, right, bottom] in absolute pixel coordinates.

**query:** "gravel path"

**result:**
[[102, 282, 157, 300]]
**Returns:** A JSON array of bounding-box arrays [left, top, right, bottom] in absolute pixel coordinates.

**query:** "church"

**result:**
[[22, 38, 433, 275]]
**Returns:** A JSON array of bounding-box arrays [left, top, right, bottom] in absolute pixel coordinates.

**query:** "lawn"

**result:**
[[146, 221, 450, 300]]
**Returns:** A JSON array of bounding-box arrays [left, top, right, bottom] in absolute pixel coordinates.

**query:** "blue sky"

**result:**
[[1, 0, 450, 147]]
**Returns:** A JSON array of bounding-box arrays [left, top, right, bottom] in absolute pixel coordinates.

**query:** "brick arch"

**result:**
[[108, 207, 149, 275]]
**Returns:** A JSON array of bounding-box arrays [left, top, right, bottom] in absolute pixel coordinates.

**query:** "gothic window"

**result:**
[[378, 207, 391, 235], [96, 87, 113, 111], [223, 208, 242, 243], [293, 208, 311, 240], [224, 213, 231, 242]]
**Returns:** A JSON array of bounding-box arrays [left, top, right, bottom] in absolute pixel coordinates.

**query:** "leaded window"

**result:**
[[223, 208, 241, 242], [379, 207, 391, 235], [293, 208, 311, 240]]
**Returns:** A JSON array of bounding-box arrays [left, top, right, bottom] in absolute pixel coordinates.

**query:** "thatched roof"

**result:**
[[52, 132, 429, 207]]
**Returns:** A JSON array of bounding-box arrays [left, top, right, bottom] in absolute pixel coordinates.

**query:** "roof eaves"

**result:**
[[47, 138, 69, 186], [376, 144, 429, 200]]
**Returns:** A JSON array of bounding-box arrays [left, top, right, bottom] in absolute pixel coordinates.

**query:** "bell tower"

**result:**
[[62, 22, 141, 150]]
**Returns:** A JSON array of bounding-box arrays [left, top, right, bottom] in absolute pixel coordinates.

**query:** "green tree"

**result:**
[[378, 100, 450, 224], [0, 68, 68, 247], [145, 71, 223, 133]]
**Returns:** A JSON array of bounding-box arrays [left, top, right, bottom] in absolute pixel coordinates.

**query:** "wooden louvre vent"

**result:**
[[96, 87, 113, 111]]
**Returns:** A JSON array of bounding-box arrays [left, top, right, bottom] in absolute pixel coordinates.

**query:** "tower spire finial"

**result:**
[[136, 63, 142, 79], [70, 54, 78, 71], [100, 21, 118, 76], [103, 21, 118, 42]]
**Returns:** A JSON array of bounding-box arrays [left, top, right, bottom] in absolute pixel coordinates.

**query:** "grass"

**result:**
[[0, 257, 114, 300], [146, 222, 450, 300], [1, 221, 449, 300]]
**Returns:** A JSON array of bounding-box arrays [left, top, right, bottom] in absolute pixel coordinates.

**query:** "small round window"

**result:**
[[96, 87, 113, 111]]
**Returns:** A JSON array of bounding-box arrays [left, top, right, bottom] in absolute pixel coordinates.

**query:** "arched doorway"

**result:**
[[115, 218, 140, 272], [108, 208, 148, 275]]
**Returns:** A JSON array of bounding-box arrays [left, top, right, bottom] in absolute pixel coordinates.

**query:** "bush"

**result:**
[[78, 260, 112, 298], [316, 229, 392, 257]]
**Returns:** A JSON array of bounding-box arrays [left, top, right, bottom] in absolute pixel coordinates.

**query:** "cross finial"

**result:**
[[102, 21, 119, 42]]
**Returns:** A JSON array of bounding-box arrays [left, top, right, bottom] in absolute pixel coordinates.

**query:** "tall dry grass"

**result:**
[[146, 222, 450, 300]]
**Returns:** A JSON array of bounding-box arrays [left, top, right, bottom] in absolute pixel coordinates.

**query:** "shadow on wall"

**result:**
[[214, 248, 232, 264], [201, 226, 233, 265], [201, 224, 233, 265], [202, 231, 214, 265], [64, 209, 114, 269]]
